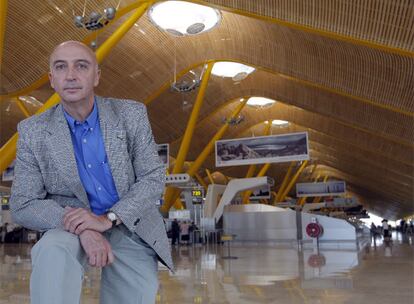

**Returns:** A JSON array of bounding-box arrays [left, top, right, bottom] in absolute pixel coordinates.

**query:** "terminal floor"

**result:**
[[0, 234, 413, 303]]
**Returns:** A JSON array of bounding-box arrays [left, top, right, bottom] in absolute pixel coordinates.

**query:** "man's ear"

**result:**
[[48, 72, 55, 89], [94, 68, 101, 87]]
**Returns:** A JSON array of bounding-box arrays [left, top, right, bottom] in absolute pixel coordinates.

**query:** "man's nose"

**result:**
[[65, 66, 77, 80]]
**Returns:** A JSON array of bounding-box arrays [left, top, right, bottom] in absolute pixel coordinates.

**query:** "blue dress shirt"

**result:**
[[63, 101, 119, 215]]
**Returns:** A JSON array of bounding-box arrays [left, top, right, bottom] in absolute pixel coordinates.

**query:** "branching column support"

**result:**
[[312, 175, 329, 204], [298, 171, 320, 206], [15, 97, 30, 118], [278, 160, 309, 203], [163, 62, 213, 209], [205, 168, 214, 184], [194, 172, 208, 191], [242, 163, 272, 204], [242, 122, 272, 204], [169, 62, 213, 175], [160, 99, 248, 213], [274, 161, 295, 203]]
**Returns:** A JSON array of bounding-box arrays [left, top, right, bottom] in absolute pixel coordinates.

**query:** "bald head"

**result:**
[[49, 41, 98, 70], [48, 40, 101, 110]]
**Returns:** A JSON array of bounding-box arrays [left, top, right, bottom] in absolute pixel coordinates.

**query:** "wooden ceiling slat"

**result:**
[[1, 0, 413, 218]]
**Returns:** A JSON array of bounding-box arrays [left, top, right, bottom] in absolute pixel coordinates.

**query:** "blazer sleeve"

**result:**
[[110, 105, 166, 233], [10, 122, 66, 231]]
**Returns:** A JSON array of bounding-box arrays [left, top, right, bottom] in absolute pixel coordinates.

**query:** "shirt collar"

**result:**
[[63, 98, 98, 132]]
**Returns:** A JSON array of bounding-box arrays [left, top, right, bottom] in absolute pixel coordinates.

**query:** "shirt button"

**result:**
[[98, 187, 102, 191], [87, 164, 92, 168], [90, 128, 93, 131], [83, 139, 87, 143]]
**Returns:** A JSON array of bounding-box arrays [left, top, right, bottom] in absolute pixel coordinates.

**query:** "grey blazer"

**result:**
[[10, 96, 173, 270]]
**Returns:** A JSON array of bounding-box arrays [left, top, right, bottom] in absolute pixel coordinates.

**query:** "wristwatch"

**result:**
[[106, 212, 118, 228]]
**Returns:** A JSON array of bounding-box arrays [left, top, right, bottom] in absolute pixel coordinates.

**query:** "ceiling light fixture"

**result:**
[[148, 1, 221, 36], [74, 7, 116, 31], [222, 115, 245, 126]]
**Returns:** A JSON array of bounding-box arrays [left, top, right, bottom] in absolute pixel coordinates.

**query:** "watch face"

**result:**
[[107, 212, 116, 221]]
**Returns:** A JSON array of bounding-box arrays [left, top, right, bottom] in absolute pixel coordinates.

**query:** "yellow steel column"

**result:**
[[194, 172, 208, 191], [297, 197, 306, 207], [274, 161, 295, 203], [312, 175, 329, 204], [170, 62, 213, 174], [95, 2, 152, 61], [0, 0, 7, 68], [242, 122, 272, 204], [0, 2, 150, 172], [163, 62, 213, 208], [244, 165, 256, 178], [244, 122, 271, 178], [242, 163, 271, 204], [309, 163, 318, 178], [263, 122, 272, 135], [15, 98, 30, 118], [278, 160, 309, 203], [173, 198, 184, 210], [205, 168, 214, 184], [161, 99, 248, 213], [298, 172, 319, 206], [187, 100, 247, 177]]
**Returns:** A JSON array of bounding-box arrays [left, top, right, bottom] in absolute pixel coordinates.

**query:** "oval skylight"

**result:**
[[246, 97, 276, 107], [148, 1, 221, 36], [272, 119, 288, 126], [211, 62, 255, 78]]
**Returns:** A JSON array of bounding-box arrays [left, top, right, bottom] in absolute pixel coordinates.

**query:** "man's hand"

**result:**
[[63, 207, 112, 235], [79, 230, 114, 267]]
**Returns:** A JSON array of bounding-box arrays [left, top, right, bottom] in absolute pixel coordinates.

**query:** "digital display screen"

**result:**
[[1, 197, 9, 210], [192, 190, 202, 198]]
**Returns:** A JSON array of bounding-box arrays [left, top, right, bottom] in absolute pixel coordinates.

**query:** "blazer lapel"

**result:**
[[97, 97, 129, 198], [45, 104, 90, 207]]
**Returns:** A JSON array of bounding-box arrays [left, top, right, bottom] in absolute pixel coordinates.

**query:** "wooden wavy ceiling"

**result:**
[[0, 0, 413, 219]]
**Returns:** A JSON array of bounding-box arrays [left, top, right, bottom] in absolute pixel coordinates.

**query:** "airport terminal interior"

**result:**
[[0, 0, 413, 303]]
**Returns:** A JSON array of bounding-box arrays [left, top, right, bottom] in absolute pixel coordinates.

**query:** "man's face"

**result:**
[[49, 43, 100, 106]]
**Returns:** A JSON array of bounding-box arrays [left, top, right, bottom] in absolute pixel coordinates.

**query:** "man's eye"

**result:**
[[76, 63, 89, 70], [55, 64, 66, 70]]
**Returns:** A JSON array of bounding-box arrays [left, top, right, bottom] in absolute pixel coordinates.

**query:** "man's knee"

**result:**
[[30, 230, 85, 304], [32, 229, 83, 264]]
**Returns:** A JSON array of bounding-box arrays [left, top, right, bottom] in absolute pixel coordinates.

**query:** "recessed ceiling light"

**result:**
[[148, 1, 221, 37], [246, 97, 275, 107], [272, 119, 289, 126], [211, 62, 255, 78]]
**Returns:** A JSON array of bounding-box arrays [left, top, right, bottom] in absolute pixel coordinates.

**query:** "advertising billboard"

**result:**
[[296, 181, 346, 197], [215, 132, 309, 167], [249, 184, 271, 200]]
